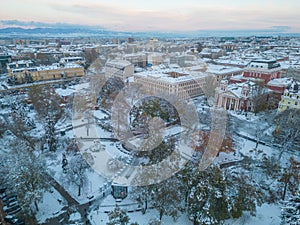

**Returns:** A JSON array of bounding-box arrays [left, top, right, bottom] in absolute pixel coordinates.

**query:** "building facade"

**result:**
[[242, 59, 281, 84], [105, 59, 134, 81], [133, 69, 207, 100], [278, 80, 300, 112], [122, 53, 147, 68], [215, 80, 260, 111], [7, 61, 84, 84]]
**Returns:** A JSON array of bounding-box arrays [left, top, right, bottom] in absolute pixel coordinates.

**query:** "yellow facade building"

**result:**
[[278, 80, 300, 112], [7, 61, 84, 84]]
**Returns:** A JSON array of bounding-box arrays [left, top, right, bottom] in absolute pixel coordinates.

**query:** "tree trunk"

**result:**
[[145, 199, 148, 211], [282, 181, 288, 200], [159, 210, 163, 221], [193, 217, 199, 225], [34, 199, 39, 211], [78, 185, 81, 196]]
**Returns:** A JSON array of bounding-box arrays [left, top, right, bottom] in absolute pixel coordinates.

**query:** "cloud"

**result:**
[[0, 20, 105, 29], [1, 1, 299, 32], [47, 2, 300, 32], [0, 20, 52, 28]]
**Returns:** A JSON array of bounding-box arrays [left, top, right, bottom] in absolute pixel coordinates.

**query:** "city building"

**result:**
[[105, 59, 134, 81], [147, 53, 163, 66], [133, 68, 207, 99], [59, 56, 85, 66], [278, 80, 300, 112], [215, 80, 260, 111], [188, 64, 243, 83], [0, 53, 12, 74], [7, 61, 84, 84], [240, 59, 281, 84], [267, 77, 294, 94], [122, 53, 147, 68]]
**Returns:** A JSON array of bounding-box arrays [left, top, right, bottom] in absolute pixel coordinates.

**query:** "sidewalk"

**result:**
[[42, 173, 92, 225]]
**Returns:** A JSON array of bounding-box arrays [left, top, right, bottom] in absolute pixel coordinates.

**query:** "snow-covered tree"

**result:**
[[151, 176, 185, 221], [260, 155, 281, 179], [28, 85, 64, 151], [273, 109, 300, 159], [107, 205, 130, 225], [226, 171, 264, 218], [131, 184, 153, 213], [279, 157, 300, 200], [66, 153, 89, 196], [148, 218, 161, 225], [187, 166, 230, 225], [1, 101, 36, 150], [281, 194, 300, 225], [44, 116, 56, 151], [0, 142, 49, 214], [28, 85, 64, 122]]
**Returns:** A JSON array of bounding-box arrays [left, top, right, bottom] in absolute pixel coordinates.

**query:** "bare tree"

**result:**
[[66, 153, 89, 196]]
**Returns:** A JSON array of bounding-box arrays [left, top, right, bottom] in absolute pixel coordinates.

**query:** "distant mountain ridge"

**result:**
[[0, 27, 115, 35], [0, 26, 300, 38]]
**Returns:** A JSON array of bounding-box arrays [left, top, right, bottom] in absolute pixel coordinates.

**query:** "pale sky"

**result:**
[[1, 0, 300, 32]]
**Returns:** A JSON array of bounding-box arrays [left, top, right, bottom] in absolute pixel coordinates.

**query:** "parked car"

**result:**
[[4, 204, 21, 215], [4, 215, 18, 224]]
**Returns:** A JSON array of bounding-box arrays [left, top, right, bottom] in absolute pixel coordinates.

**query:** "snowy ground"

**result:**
[[213, 151, 243, 165], [47, 148, 109, 204], [35, 187, 68, 224], [0, 83, 293, 225], [224, 204, 281, 225], [88, 200, 281, 225], [228, 110, 262, 122], [236, 134, 300, 165], [89, 194, 193, 225]]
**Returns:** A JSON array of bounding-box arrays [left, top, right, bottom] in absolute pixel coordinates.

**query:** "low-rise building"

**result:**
[[278, 80, 300, 112], [59, 56, 85, 66], [122, 53, 147, 68], [105, 59, 134, 81], [7, 61, 84, 84], [215, 80, 260, 111], [267, 77, 294, 94], [133, 68, 207, 99], [242, 59, 281, 84]]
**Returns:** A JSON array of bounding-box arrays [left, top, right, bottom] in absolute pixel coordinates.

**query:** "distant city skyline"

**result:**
[[1, 0, 300, 33]]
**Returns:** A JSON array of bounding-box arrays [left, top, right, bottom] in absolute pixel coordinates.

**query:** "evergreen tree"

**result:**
[[187, 166, 230, 225], [226, 172, 264, 218], [151, 176, 184, 221], [281, 194, 300, 225]]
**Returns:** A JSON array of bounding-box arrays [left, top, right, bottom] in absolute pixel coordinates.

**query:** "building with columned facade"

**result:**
[[215, 80, 260, 111]]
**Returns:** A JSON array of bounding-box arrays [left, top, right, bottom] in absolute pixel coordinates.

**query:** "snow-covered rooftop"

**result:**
[[134, 68, 208, 84]]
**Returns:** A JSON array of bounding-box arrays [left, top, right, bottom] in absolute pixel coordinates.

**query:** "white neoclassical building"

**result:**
[[215, 80, 259, 111], [133, 68, 208, 100]]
